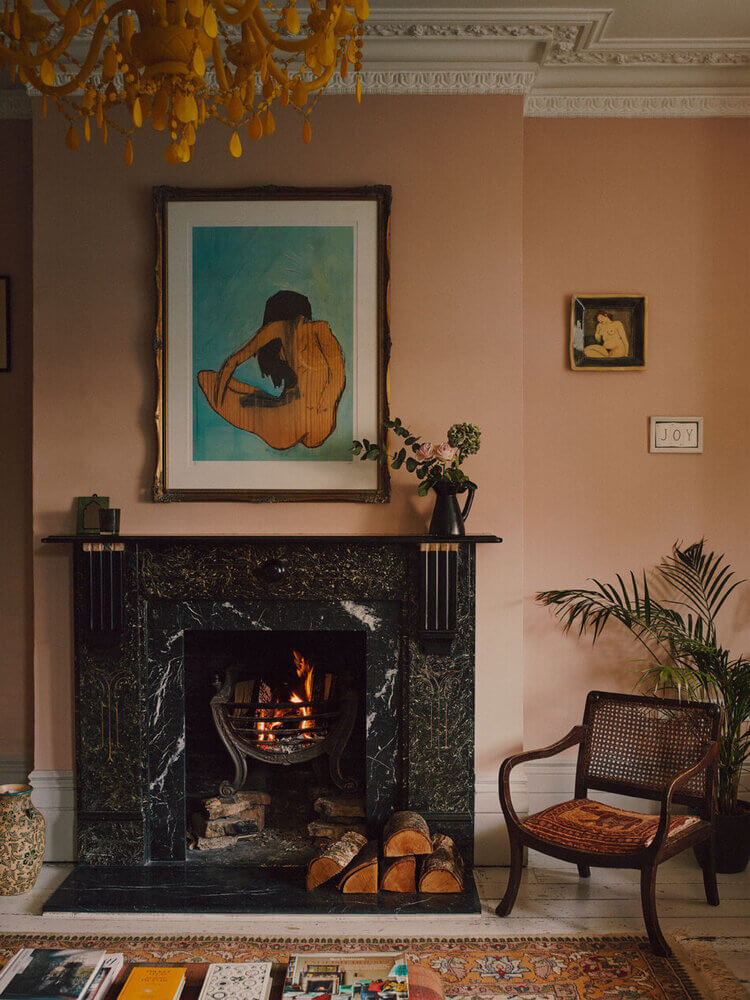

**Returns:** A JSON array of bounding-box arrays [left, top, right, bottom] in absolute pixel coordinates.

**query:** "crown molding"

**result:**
[[525, 92, 750, 117], [21, 6, 750, 115], [327, 68, 534, 95]]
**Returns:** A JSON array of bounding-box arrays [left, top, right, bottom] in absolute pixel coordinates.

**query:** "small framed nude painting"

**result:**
[[570, 294, 647, 371]]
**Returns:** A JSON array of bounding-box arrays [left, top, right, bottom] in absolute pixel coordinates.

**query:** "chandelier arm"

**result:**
[[298, 59, 335, 94], [39, 0, 69, 21], [19, 0, 132, 95], [249, 7, 309, 55], [209, 0, 262, 27], [210, 36, 232, 92]]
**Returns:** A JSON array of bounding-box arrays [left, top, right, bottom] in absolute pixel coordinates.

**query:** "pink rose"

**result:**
[[435, 442, 457, 462], [415, 442, 435, 462]]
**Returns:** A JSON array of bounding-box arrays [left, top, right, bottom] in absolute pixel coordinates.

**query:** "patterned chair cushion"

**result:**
[[523, 798, 700, 854]]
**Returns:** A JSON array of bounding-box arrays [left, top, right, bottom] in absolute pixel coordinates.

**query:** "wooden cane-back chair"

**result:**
[[497, 691, 722, 955]]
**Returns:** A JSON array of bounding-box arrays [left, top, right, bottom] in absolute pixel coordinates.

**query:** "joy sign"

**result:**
[[650, 417, 703, 453]]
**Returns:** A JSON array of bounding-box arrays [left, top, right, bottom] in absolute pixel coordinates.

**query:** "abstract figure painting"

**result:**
[[154, 187, 391, 502], [570, 294, 647, 371]]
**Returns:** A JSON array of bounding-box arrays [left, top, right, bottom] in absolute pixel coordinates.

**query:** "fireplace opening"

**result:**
[[184, 629, 366, 866]]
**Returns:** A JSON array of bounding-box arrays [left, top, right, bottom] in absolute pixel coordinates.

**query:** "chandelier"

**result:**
[[0, 0, 369, 163]]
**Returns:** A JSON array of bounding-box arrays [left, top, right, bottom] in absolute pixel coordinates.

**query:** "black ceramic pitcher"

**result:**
[[428, 482, 475, 536]]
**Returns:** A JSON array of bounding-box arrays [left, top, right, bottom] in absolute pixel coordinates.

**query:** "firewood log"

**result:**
[[307, 819, 367, 839], [202, 791, 270, 820], [338, 840, 379, 893], [306, 831, 367, 890], [379, 855, 416, 892], [418, 833, 464, 892], [383, 810, 432, 856], [314, 796, 366, 819]]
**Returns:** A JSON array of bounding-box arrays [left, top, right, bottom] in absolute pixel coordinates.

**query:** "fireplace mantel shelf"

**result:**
[[42, 533, 502, 544]]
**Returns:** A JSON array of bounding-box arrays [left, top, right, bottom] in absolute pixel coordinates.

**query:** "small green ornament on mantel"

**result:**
[[0, 783, 46, 895], [353, 418, 482, 536]]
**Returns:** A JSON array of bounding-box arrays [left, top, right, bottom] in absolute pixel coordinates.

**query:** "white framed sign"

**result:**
[[649, 417, 703, 454]]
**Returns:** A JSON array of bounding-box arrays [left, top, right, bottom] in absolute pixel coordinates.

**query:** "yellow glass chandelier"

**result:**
[[0, 0, 369, 163]]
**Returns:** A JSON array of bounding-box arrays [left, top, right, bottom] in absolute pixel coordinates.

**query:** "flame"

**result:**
[[254, 650, 317, 743], [293, 650, 315, 736]]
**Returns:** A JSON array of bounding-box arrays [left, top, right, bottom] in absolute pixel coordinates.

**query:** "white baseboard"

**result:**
[[28, 769, 76, 863]]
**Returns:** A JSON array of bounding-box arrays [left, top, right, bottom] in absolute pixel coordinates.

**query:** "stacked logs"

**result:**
[[187, 791, 269, 851], [306, 809, 464, 894]]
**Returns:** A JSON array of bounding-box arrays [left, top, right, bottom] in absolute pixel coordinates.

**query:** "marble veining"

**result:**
[[68, 539, 478, 885]]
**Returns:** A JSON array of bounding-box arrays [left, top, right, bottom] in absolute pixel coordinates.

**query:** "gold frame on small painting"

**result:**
[[570, 293, 647, 372]]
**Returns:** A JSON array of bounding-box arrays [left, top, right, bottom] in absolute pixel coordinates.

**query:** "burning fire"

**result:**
[[256, 650, 317, 743]]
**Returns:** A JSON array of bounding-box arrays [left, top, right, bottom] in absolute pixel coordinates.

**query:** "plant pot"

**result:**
[[428, 482, 474, 537], [0, 783, 46, 895], [695, 800, 750, 875]]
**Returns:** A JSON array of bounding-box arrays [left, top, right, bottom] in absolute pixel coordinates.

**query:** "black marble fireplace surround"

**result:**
[[41, 534, 499, 914]]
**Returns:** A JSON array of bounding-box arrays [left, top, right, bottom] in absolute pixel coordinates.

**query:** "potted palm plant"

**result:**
[[537, 540, 750, 873]]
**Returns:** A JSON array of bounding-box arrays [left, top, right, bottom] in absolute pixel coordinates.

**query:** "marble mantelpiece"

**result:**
[[47, 536, 488, 883]]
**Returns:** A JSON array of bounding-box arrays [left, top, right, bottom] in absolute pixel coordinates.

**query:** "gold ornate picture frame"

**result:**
[[153, 185, 391, 502]]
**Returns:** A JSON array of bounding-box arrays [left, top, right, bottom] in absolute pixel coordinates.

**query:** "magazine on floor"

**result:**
[[0, 951, 107, 1000], [283, 954, 408, 1000]]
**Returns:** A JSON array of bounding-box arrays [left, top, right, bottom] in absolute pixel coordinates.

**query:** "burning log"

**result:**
[[379, 855, 416, 892], [383, 810, 432, 857], [338, 840, 379, 893], [306, 831, 367, 890], [418, 833, 464, 892]]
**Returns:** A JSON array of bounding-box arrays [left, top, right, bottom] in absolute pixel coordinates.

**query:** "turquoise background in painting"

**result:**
[[192, 225, 354, 462]]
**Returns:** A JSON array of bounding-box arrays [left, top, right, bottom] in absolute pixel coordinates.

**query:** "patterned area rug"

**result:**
[[0, 934, 743, 1000]]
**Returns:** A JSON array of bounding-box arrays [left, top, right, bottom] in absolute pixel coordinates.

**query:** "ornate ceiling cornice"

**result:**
[[17, 6, 750, 117]]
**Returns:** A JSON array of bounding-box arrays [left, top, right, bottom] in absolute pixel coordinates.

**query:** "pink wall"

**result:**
[[0, 120, 33, 763], [523, 118, 750, 749], [32, 96, 524, 772], [29, 106, 750, 800]]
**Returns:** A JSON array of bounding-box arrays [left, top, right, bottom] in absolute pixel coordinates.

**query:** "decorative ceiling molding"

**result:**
[[525, 93, 750, 117], [327, 68, 534, 95], [22, 6, 750, 115]]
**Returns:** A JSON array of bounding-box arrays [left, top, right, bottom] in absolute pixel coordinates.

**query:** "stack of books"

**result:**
[[0, 949, 441, 1000]]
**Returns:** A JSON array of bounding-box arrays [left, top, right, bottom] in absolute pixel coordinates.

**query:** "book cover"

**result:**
[[197, 964, 272, 1000], [284, 954, 408, 1000], [118, 968, 185, 1000], [0, 951, 106, 1000], [80, 956, 124, 1000]]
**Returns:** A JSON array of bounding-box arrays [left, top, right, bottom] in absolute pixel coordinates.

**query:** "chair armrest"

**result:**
[[650, 742, 718, 854], [498, 725, 586, 829]]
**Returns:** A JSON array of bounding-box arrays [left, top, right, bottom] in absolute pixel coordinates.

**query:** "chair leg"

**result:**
[[577, 863, 591, 879], [700, 836, 720, 906], [496, 834, 523, 916], [640, 863, 669, 956]]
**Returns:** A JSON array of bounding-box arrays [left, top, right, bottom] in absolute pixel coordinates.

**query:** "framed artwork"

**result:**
[[153, 185, 391, 502], [0, 276, 9, 372], [570, 294, 647, 371], [650, 416, 703, 454]]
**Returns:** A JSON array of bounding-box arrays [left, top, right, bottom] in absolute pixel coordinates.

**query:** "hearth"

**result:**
[[184, 628, 366, 867], [40, 534, 499, 914]]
